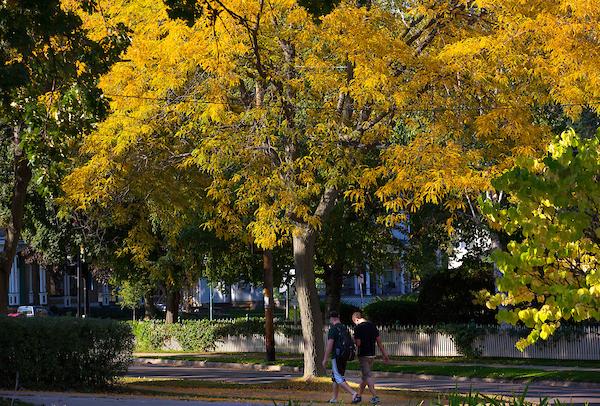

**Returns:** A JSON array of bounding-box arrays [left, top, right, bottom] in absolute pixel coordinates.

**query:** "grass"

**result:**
[[137, 354, 600, 383]]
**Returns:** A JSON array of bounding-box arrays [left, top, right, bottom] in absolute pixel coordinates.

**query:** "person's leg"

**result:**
[[359, 380, 367, 396], [363, 357, 377, 398], [331, 382, 339, 401], [367, 376, 377, 396], [338, 380, 355, 395], [332, 358, 359, 401], [359, 357, 369, 396]]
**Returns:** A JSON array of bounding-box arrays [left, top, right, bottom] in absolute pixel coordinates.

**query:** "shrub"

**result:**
[[339, 302, 360, 325], [0, 316, 133, 390], [131, 318, 270, 352], [417, 263, 496, 324], [363, 297, 421, 325]]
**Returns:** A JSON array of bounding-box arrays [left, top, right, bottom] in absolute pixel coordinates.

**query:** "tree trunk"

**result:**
[[263, 250, 276, 362], [144, 291, 157, 319], [165, 288, 180, 324], [324, 262, 344, 317], [0, 126, 32, 313], [293, 224, 326, 379], [0, 269, 8, 313]]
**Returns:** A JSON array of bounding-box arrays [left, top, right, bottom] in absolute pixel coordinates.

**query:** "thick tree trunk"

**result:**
[[293, 224, 326, 379], [0, 127, 32, 313], [144, 291, 157, 319], [324, 262, 344, 317], [263, 250, 276, 361], [165, 288, 180, 324]]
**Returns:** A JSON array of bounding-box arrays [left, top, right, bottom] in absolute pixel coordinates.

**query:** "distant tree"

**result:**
[[316, 200, 400, 316], [0, 0, 127, 312]]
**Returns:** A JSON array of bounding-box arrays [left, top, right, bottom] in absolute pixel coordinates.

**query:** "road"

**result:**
[[128, 364, 600, 405], [1, 392, 267, 406], [4, 365, 600, 405]]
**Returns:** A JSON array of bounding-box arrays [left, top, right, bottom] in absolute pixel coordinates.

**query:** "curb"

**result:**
[[133, 358, 600, 389]]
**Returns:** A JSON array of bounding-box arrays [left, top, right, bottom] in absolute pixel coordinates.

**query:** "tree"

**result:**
[[316, 200, 400, 316], [159, 0, 420, 378], [481, 129, 600, 350], [354, 0, 600, 225], [0, 0, 127, 312]]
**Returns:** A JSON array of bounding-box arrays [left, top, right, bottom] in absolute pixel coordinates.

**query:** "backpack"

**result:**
[[334, 324, 356, 361]]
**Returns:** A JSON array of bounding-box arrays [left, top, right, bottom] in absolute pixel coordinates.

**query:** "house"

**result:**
[[2, 230, 115, 311]]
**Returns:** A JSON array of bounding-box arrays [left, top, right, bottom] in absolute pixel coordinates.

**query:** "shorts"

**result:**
[[359, 356, 375, 380], [331, 357, 347, 384]]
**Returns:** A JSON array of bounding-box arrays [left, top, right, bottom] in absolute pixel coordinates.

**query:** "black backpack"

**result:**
[[334, 324, 356, 361]]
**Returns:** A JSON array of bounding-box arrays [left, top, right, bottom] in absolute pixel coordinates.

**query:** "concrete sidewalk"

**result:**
[[130, 361, 600, 405], [1, 391, 268, 406]]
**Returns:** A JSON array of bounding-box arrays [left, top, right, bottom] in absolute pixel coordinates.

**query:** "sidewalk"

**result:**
[[1, 391, 266, 406], [129, 360, 600, 404]]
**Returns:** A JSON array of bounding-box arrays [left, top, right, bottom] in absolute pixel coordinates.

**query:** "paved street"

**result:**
[[128, 365, 297, 384], [4, 364, 600, 405], [128, 364, 600, 405], [1, 392, 267, 406]]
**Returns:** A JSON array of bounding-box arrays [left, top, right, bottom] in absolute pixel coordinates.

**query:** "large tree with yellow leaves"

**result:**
[[64, 0, 600, 376]]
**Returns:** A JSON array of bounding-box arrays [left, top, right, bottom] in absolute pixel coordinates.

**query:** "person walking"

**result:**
[[352, 311, 390, 405], [322, 310, 361, 404]]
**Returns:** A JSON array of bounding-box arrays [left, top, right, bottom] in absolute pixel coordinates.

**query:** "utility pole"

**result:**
[[81, 246, 88, 318], [76, 250, 81, 318], [209, 281, 213, 321]]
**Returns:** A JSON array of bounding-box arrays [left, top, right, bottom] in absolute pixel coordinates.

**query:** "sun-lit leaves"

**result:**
[[368, 0, 600, 220], [482, 129, 600, 350]]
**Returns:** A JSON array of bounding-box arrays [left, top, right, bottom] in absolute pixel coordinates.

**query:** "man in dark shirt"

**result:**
[[322, 311, 361, 404], [352, 311, 389, 405]]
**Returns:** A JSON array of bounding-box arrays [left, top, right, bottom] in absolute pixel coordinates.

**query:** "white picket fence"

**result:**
[[213, 325, 600, 360]]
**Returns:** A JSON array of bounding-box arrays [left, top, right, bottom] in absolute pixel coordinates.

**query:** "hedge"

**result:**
[[363, 297, 421, 325], [0, 316, 133, 390], [131, 318, 299, 352]]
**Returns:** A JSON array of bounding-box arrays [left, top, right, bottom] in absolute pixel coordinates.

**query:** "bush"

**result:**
[[0, 316, 133, 390], [363, 297, 421, 325], [131, 318, 270, 352], [339, 302, 360, 325], [417, 264, 496, 324]]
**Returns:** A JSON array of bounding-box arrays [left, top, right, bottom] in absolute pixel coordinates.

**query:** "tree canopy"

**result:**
[[482, 129, 600, 350], [0, 0, 127, 312], [60, 0, 600, 370]]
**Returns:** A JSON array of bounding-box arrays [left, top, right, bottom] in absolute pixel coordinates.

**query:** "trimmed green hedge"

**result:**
[[132, 318, 300, 352], [364, 297, 421, 325], [0, 317, 133, 390], [132, 319, 220, 352]]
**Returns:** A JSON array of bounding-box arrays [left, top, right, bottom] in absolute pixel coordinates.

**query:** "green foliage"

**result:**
[[363, 297, 421, 325], [131, 318, 275, 352], [0, 317, 133, 390], [482, 129, 600, 349], [339, 302, 360, 325], [417, 261, 496, 324], [439, 389, 572, 406]]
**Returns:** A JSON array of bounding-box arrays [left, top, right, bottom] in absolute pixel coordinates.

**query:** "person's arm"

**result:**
[[376, 336, 389, 363], [353, 326, 361, 350], [322, 338, 335, 368]]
